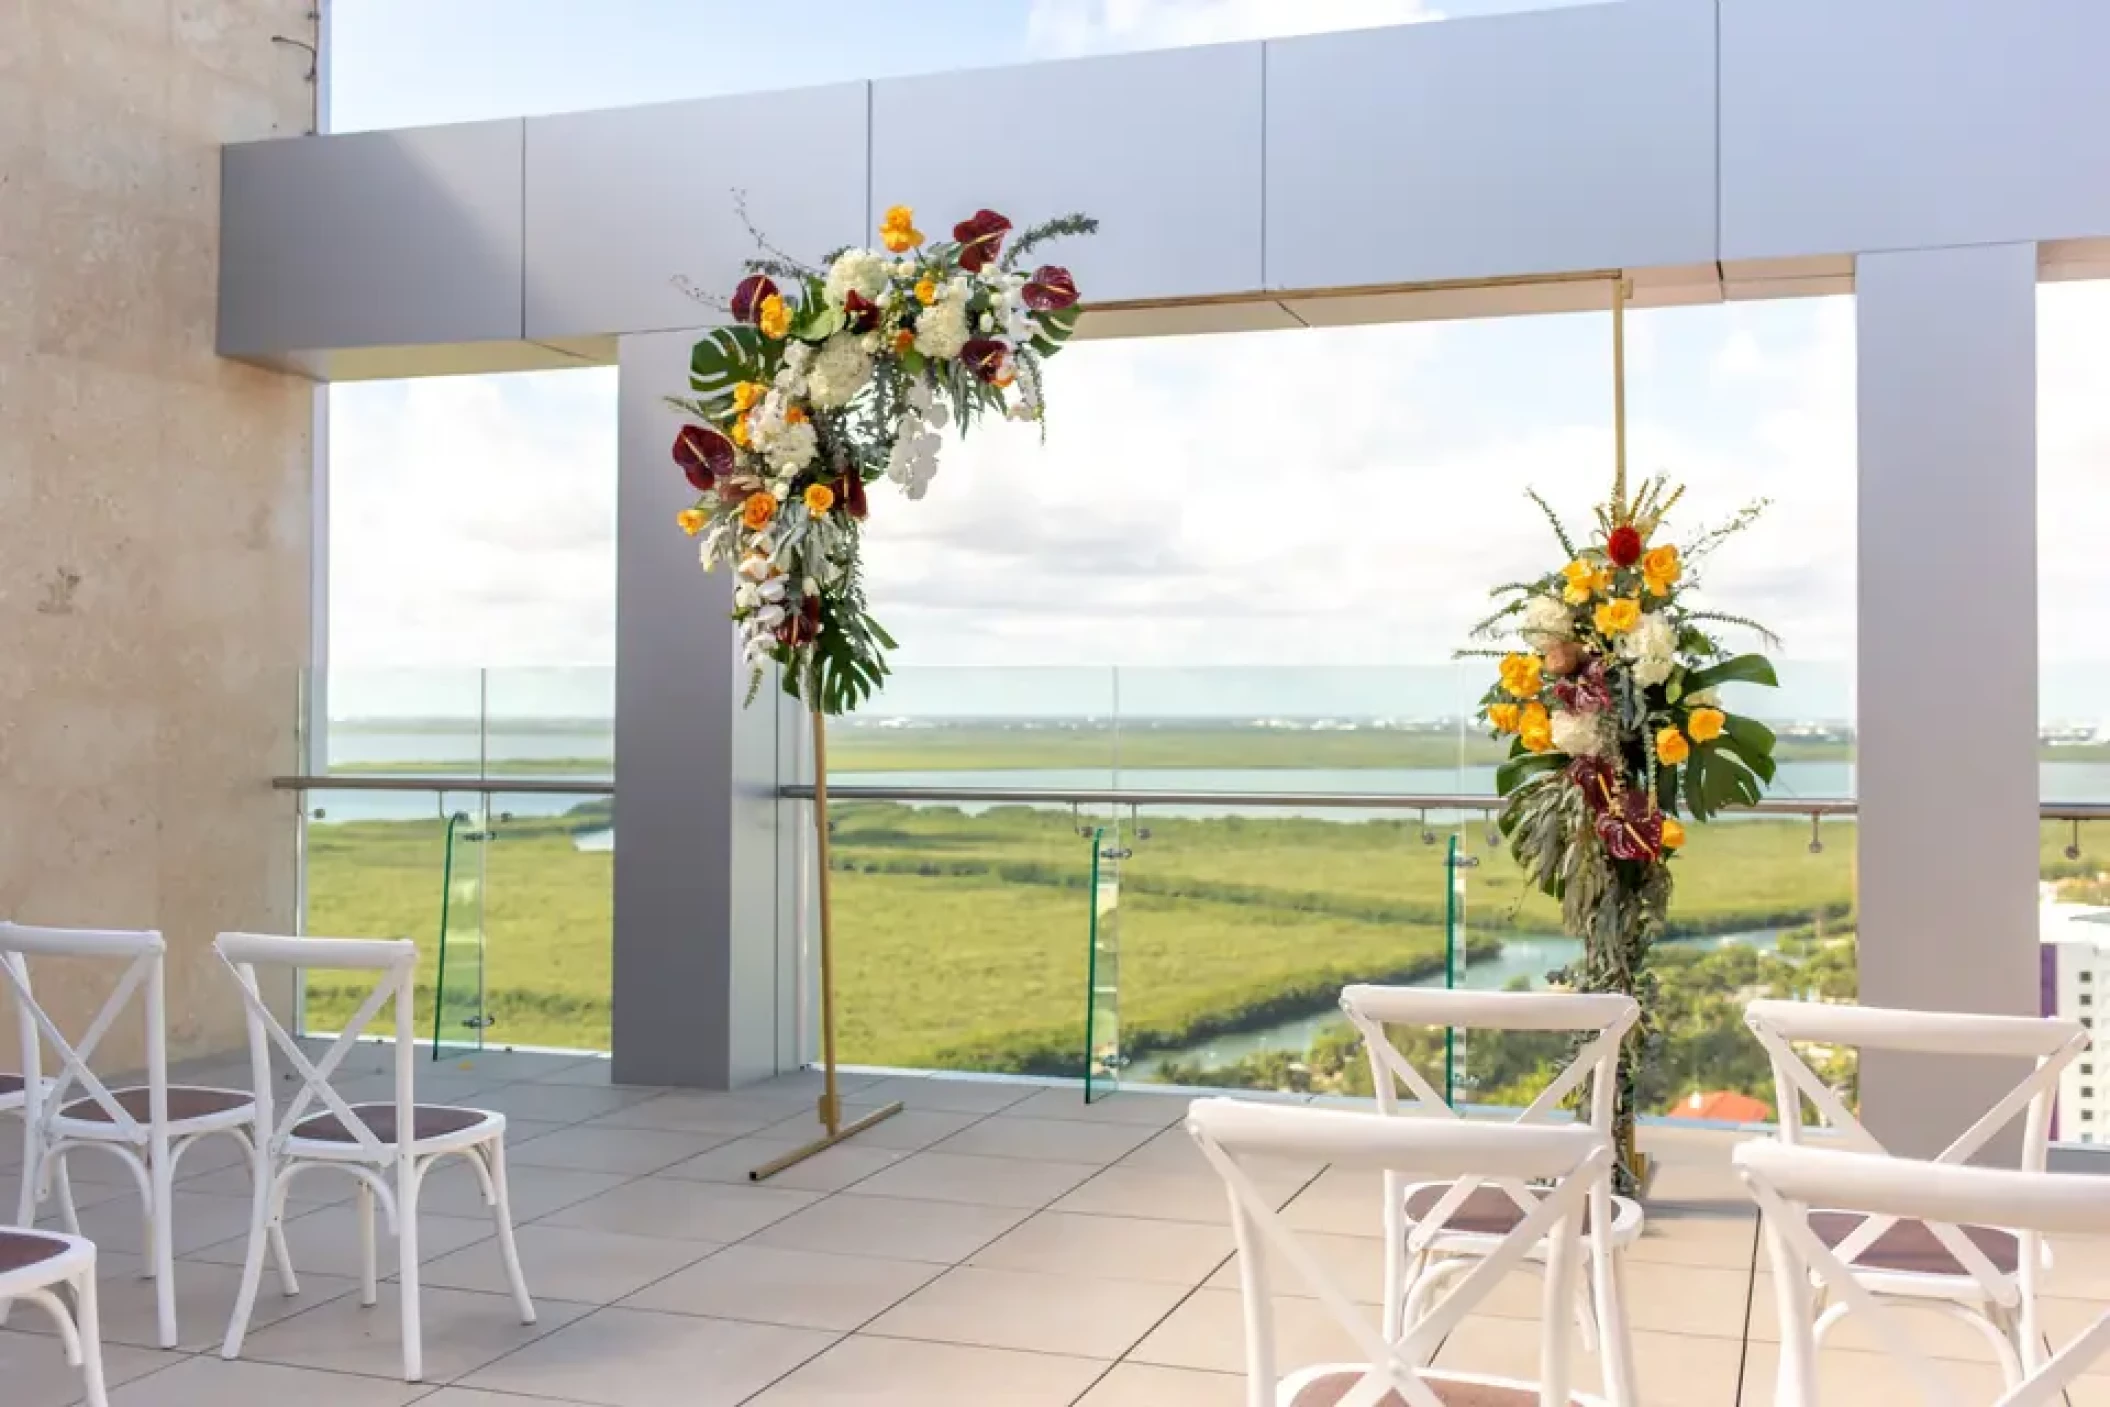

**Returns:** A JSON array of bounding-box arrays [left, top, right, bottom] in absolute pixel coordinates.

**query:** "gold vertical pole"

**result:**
[[750, 706, 901, 1181], [1611, 274, 1630, 517]]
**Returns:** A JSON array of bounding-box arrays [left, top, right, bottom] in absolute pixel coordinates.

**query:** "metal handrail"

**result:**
[[269, 773, 2110, 822]]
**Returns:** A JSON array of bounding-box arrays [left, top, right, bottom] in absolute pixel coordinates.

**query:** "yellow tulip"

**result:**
[[1656, 726, 1691, 766], [1687, 707, 1726, 743]]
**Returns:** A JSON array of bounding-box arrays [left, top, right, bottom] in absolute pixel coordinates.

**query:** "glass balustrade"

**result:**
[[2044, 815, 2110, 1149]]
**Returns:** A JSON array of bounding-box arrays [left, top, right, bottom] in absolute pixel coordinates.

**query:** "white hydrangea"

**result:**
[[805, 333, 874, 409], [1550, 709, 1609, 758], [763, 420, 818, 475], [913, 295, 970, 361], [1519, 594, 1573, 645], [1618, 612, 1677, 687], [824, 249, 891, 309]]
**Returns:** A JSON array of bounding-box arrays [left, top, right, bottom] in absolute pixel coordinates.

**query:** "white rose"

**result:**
[[1519, 594, 1573, 645], [1550, 710, 1609, 758], [806, 332, 874, 409], [824, 249, 890, 309]]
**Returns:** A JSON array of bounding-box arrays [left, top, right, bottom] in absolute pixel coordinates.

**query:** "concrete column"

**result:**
[[1855, 243, 2040, 1157], [612, 330, 802, 1089]]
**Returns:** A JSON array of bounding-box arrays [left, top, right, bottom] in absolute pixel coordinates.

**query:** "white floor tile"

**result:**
[[462, 1307, 838, 1407], [0, 1329, 181, 1407], [927, 1115, 1157, 1165], [237, 1283, 590, 1383], [659, 1136, 905, 1193], [743, 1333, 1105, 1406], [419, 1223, 714, 1305], [105, 1354, 431, 1404], [507, 1125, 729, 1176], [749, 1193, 1030, 1265], [190, 1205, 495, 1278], [971, 1211, 1232, 1286], [863, 1265, 1190, 1359], [1075, 1362, 1245, 1407], [846, 1151, 1099, 1210], [536, 1176, 818, 1242], [622, 1244, 941, 1331]]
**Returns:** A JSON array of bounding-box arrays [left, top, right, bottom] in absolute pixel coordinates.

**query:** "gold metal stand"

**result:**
[[751, 708, 902, 1180]]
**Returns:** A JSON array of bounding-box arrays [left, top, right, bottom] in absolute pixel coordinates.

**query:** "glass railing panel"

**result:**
[[311, 667, 489, 777], [431, 800, 490, 1058], [477, 790, 615, 1053], [829, 797, 1110, 1078], [2044, 815, 2110, 1147], [302, 787, 463, 1040], [1114, 802, 1459, 1095], [1084, 819, 1123, 1102], [481, 666, 614, 783]]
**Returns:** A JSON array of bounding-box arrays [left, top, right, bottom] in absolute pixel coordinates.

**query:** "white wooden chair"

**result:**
[[0, 1227, 108, 1406], [1340, 984, 1641, 1400], [0, 921, 277, 1349], [1744, 1000, 2087, 1385], [215, 932, 535, 1383], [1187, 1096, 1621, 1407], [1738, 1140, 2110, 1406]]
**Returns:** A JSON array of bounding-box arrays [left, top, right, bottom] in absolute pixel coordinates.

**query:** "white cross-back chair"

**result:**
[[0, 1227, 109, 1405], [0, 921, 276, 1349], [1739, 1140, 2110, 1406], [215, 933, 534, 1383], [1340, 985, 1641, 1400], [1744, 1000, 2087, 1385], [1188, 1097, 1621, 1407]]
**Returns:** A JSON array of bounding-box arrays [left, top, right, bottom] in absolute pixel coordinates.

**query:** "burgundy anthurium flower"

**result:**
[[672, 424, 734, 492], [834, 471, 869, 521], [1552, 660, 1612, 715], [1595, 792, 1665, 862], [952, 209, 1012, 272], [961, 338, 1010, 385], [776, 593, 823, 647], [1022, 265, 1079, 311], [730, 273, 779, 325], [1566, 756, 1619, 814], [844, 289, 881, 333]]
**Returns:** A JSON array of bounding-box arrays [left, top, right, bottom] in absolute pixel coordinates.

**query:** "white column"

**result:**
[[611, 329, 802, 1089], [1855, 243, 2040, 1157]]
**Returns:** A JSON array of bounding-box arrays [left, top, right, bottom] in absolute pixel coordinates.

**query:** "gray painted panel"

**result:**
[[1855, 244, 2040, 1158], [219, 122, 525, 355], [1722, 0, 2110, 260], [872, 44, 1264, 303], [613, 328, 789, 1089], [1265, 1, 1716, 290], [525, 85, 870, 342]]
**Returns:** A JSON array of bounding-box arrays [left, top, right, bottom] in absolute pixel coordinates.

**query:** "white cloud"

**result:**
[[1027, 0, 1440, 57]]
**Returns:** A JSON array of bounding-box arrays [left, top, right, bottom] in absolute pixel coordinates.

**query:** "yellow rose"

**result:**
[[676, 508, 707, 536], [1687, 707, 1726, 743], [732, 381, 767, 412], [757, 294, 791, 340], [1642, 544, 1682, 597], [1519, 702, 1554, 754], [1593, 597, 1641, 636], [1560, 558, 1608, 606], [1487, 702, 1521, 734], [741, 491, 778, 531], [1498, 653, 1544, 699], [880, 204, 923, 253], [1656, 726, 1691, 766], [915, 278, 938, 306], [730, 412, 751, 448], [803, 483, 836, 517], [1660, 818, 1686, 850]]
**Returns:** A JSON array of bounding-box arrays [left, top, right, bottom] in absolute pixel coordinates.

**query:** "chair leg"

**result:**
[[356, 1179, 378, 1307], [150, 1140, 177, 1348], [53, 1153, 81, 1236], [254, 1145, 298, 1298], [74, 1269, 109, 1407], [484, 1139, 536, 1325], [398, 1157, 423, 1383], [1594, 1246, 1637, 1407], [221, 1151, 276, 1361]]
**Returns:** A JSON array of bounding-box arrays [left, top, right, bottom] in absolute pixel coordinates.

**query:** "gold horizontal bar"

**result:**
[[1080, 267, 1626, 316], [748, 1101, 906, 1182]]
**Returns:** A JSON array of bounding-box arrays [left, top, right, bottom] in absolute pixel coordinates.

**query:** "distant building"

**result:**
[[2041, 899, 2110, 1142], [1667, 1090, 1772, 1124]]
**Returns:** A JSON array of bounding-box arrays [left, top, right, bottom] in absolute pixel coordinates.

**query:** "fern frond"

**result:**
[[1682, 610, 1783, 651], [1003, 213, 1100, 270], [1525, 488, 1578, 559]]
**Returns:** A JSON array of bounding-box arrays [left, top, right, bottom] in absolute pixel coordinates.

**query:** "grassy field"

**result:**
[[301, 782, 2107, 1081]]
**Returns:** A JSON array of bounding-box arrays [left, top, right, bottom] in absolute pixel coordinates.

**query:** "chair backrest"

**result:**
[[1340, 985, 1637, 1245], [1745, 1000, 2085, 1291], [215, 933, 418, 1162], [0, 923, 167, 1141], [1738, 1140, 2110, 1407], [1189, 1097, 1609, 1407]]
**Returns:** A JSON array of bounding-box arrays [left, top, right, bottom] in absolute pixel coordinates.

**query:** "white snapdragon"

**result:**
[[824, 249, 891, 309], [1550, 709, 1610, 758], [805, 332, 874, 409], [1618, 612, 1677, 687], [1519, 594, 1573, 645]]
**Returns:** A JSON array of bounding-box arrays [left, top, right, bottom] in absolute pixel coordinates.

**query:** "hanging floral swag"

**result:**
[[669, 199, 1097, 714], [1462, 470, 1780, 1187]]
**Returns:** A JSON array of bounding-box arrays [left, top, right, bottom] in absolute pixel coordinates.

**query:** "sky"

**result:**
[[321, 0, 2110, 725]]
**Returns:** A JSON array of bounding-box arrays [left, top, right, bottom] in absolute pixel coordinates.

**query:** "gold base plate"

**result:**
[[749, 1101, 906, 1182]]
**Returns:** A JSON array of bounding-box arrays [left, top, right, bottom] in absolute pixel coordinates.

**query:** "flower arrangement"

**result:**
[[1466, 468, 1779, 1187], [671, 201, 1097, 713]]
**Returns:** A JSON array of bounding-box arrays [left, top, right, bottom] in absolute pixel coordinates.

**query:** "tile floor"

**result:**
[[6, 1050, 2110, 1404]]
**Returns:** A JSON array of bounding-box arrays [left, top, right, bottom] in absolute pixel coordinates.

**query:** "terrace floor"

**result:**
[[7, 1050, 2110, 1406]]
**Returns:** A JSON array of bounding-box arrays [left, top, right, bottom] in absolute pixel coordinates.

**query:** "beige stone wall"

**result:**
[[0, 2, 317, 1067]]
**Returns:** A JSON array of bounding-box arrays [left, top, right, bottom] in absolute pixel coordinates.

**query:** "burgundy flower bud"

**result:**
[[844, 289, 881, 333], [834, 471, 869, 521]]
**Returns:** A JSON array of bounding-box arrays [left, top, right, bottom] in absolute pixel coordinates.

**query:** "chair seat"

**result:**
[[289, 1103, 497, 1150], [1286, 1365, 1599, 1405], [1810, 1209, 2021, 1279], [1403, 1181, 1644, 1250], [0, 1229, 71, 1275], [0, 1072, 23, 1108], [55, 1085, 254, 1134]]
